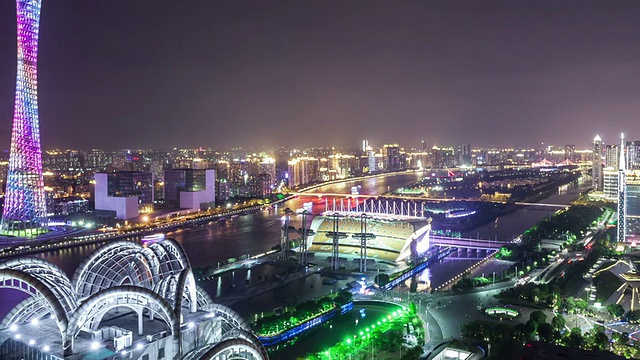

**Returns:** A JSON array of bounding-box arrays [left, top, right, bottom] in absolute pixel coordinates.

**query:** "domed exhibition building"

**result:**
[[0, 238, 269, 360]]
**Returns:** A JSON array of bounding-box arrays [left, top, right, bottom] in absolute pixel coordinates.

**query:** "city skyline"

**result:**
[[1, 1, 640, 150]]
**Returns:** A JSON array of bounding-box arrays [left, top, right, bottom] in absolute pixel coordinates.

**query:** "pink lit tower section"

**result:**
[[1, 0, 47, 236]]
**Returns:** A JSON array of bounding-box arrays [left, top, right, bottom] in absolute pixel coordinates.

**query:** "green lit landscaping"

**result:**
[[484, 307, 519, 319], [269, 302, 424, 360]]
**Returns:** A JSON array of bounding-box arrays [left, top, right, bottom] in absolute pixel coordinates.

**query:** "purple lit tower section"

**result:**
[[1, 0, 47, 236]]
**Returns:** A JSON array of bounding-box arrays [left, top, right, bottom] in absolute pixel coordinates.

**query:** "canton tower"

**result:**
[[1, 0, 47, 236]]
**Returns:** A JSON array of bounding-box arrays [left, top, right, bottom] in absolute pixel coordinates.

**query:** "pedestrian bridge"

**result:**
[[430, 235, 506, 250], [290, 192, 569, 210]]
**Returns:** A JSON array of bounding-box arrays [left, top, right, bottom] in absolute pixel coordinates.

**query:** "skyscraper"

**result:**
[[592, 135, 603, 191], [618, 133, 627, 243], [605, 144, 619, 169], [1, 0, 47, 236]]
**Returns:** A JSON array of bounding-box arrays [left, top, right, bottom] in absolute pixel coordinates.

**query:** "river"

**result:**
[[28, 173, 590, 313]]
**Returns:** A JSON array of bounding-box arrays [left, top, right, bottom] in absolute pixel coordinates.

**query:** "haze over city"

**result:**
[[2, 0, 640, 150]]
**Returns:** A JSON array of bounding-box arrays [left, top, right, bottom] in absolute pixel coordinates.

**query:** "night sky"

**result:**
[[1, 1, 640, 150]]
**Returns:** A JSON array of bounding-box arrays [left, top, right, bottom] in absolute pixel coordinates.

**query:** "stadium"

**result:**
[[305, 212, 431, 270]]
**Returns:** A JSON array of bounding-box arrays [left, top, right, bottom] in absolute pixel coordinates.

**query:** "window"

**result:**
[[158, 348, 165, 359]]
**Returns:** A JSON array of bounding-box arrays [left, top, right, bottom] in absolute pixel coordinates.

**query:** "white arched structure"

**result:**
[[66, 285, 180, 356], [0, 238, 263, 359], [72, 239, 196, 303], [202, 303, 251, 333], [72, 241, 155, 299], [0, 257, 77, 315], [0, 269, 70, 351], [182, 329, 268, 360]]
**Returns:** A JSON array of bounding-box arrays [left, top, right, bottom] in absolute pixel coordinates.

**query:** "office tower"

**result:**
[[287, 157, 319, 187], [605, 144, 619, 168], [627, 170, 640, 218], [368, 150, 377, 173], [618, 133, 627, 243], [1, 0, 47, 236], [456, 144, 472, 167], [564, 144, 575, 162], [592, 135, 603, 191], [602, 168, 618, 201], [431, 146, 455, 169], [627, 140, 640, 170], [382, 144, 401, 171]]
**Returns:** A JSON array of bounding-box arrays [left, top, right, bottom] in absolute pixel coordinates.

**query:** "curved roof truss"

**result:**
[[68, 285, 179, 338], [0, 269, 69, 339], [0, 257, 77, 314]]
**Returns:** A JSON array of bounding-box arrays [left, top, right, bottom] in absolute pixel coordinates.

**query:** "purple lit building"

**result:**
[[1, 0, 48, 236]]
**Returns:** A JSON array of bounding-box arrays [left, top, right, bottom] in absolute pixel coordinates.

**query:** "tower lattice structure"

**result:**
[[1, 0, 47, 236]]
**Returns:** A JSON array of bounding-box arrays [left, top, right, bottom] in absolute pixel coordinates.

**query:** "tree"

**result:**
[[585, 327, 609, 351], [537, 323, 554, 342], [626, 310, 640, 322], [529, 310, 547, 326], [562, 297, 576, 313], [574, 299, 588, 312], [562, 327, 584, 348], [607, 304, 625, 318], [409, 302, 417, 314], [524, 320, 538, 340], [613, 332, 630, 347], [375, 273, 390, 286], [551, 315, 566, 332], [334, 290, 353, 306]]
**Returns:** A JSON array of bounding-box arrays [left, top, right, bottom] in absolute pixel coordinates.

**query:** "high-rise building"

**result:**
[[618, 133, 627, 243], [431, 146, 455, 169], [605, 144, 619, 168], [216, 178, 230, 202], [592, 135, 604, 191], [367, 150, 377, 173], [627, 140, 640, 170], [564, 144, 575, 162], [603, 168, 618, 201], [627, 170, 640, 218], [1, 0, 47, 236], [164, 169, 215, 210], [382, 144, 401, 171], [456, 144, 472, 167], [287, 157, 318, 187]]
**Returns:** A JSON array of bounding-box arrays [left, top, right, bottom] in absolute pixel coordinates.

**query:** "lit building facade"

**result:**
[[627, 170, 640, 218], [618, 133, 627, 243], [627, 140, 640, 170], [1, 0, 48, 236], [456, 144, 472, 167], [593, 135, 604, 191], [605, 144, 619, 169], [287, 157, 319, 188], [382, 144, 401, 171], [603, 168, 618, 201], [431, 146, 455, 169], [164, 169, 216, 210], [94, 172, 154, 219]]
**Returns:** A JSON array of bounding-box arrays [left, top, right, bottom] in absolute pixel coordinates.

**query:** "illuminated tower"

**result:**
[[617, 133, 627, 243], [1, 0, 47, 236], [592, 135, 604, 191]]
